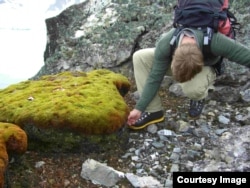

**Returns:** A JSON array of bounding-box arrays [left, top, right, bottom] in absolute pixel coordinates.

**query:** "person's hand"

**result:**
[[127, 109, 142, 126]]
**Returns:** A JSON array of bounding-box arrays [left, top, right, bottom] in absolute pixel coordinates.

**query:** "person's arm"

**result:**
[[135, 29, 175, 112], [211, 33, 250, 68]]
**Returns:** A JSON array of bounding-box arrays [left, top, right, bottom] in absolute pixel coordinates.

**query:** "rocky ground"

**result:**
[[5, 74, 250, 187]]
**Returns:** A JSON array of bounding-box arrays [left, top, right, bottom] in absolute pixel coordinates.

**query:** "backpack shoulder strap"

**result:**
[[170, 27, 215, 58], [169, 27, 184, 59], [203, 27, 215, 57]]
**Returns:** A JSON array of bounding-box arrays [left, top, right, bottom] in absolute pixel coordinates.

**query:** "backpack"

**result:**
[[170, 0, 241, 75]]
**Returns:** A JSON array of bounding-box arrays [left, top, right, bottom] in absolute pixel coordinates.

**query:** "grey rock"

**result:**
[[80, 159, 124, 187], [218, 115, 230, 124], [125, 173, 164, 188]]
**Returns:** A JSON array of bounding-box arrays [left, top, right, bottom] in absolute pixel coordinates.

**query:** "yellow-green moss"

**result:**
[[0, 69, 130, 135]]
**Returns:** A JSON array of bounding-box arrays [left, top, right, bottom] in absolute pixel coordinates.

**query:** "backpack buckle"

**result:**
[[204, 27, 214, 45], [207, 27, 214, 40], [170, 35, 177, 46]]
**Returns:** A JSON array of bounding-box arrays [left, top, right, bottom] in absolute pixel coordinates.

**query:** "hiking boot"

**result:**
[[128, 111, 165, 130], [189, 99, 205, 118]]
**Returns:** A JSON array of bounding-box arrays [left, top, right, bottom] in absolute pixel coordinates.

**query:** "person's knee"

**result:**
[[182, 85, 207, 100], [181, 67, 215, 100], [133, 50, 144, 65], [133, 48, 155, 72], [132, 51, 146, 71]]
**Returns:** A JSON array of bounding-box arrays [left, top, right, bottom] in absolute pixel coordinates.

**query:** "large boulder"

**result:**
[[32, 0, 250, 80], [32, 0, 174, 79]]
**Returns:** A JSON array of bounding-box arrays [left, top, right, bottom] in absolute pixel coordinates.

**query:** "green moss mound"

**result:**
[[0, 69, 130, 135]]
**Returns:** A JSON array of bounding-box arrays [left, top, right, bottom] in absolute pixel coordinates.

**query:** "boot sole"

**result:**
[[128, 117, 165, 130]]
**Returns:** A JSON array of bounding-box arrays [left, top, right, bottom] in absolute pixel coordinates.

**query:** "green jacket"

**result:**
[[135, 28, 250, 112]]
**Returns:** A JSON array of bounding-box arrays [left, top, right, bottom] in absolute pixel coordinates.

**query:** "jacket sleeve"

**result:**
[[211, 33, 250, 68], [135, 29, 175, 112]]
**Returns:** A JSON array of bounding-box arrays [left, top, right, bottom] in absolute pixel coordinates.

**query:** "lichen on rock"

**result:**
[[0, 69, 130, 135]]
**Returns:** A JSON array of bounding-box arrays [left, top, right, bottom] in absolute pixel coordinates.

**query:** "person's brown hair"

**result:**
[[171, 43, 204, 83]]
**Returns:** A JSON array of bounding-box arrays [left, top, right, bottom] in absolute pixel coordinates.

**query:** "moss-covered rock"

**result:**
[[0, 69, 130, 135], [23, 124, 129, 153], [0, 122, 27, 187]]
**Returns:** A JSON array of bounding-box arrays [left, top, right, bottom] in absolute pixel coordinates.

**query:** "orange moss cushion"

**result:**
[[0, 122, 27, 187]]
